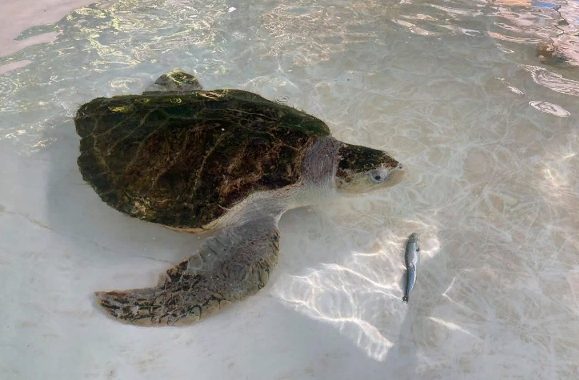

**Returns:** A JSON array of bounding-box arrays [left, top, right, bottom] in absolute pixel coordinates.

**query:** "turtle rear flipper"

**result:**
[[96, 217, 280, 326], [143, 69, 203, 94]]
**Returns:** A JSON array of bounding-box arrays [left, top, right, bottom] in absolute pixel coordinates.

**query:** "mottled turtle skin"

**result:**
[[75, 70, 404, 326]]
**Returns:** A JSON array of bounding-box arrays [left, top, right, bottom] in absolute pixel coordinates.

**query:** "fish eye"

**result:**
[[369, 169, 388, 183]]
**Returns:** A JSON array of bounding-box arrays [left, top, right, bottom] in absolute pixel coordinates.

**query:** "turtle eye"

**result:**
[[369, 169, 388, 183]]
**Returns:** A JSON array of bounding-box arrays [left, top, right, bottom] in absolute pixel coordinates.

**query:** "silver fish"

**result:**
[[402, 232, 420, 303]]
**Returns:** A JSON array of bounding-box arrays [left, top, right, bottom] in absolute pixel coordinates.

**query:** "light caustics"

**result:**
[[273, 225, 441, 361]]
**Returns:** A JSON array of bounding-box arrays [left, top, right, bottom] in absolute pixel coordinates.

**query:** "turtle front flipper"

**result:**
[[95, 217, 280, 326]]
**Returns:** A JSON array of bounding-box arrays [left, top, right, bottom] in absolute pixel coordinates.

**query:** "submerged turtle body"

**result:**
[[75, 70, 404, 326], [75, 89, 329, 229]]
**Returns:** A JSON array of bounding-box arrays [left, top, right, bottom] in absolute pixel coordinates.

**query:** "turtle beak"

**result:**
[[385, 162, 404, 188]]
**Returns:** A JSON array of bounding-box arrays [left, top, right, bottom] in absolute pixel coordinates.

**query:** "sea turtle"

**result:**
[[536, 37, 579, 66], [75, 69, 404, 326]]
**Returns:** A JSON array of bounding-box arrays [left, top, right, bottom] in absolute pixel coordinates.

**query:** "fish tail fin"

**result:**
[[402, 295, 408, 303]]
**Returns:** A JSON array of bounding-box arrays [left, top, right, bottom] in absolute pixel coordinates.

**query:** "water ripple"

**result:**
[[529, 100, 570, 117], [274, 217, 441, 362], [0, 0, 229, 150], [0, 1, 578, 377], [524, 65, 579, 96]]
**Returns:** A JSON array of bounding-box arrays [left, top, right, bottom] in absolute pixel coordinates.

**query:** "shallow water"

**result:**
[[1, 0, 578, 379]]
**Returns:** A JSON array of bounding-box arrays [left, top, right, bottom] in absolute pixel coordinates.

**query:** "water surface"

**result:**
[[1, 1, 578, 379]]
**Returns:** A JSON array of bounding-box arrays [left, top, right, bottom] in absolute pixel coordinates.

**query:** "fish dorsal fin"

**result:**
[[143, 69, 203, 94]]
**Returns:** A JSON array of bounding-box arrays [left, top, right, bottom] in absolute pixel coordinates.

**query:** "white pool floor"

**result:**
[[1, 0, 578, 379]]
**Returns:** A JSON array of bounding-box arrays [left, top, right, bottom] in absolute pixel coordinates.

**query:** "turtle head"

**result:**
[[335, 143, 404, 193]]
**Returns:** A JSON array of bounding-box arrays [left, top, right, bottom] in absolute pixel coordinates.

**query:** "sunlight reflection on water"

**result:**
[[274, 218, 441, 361]]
